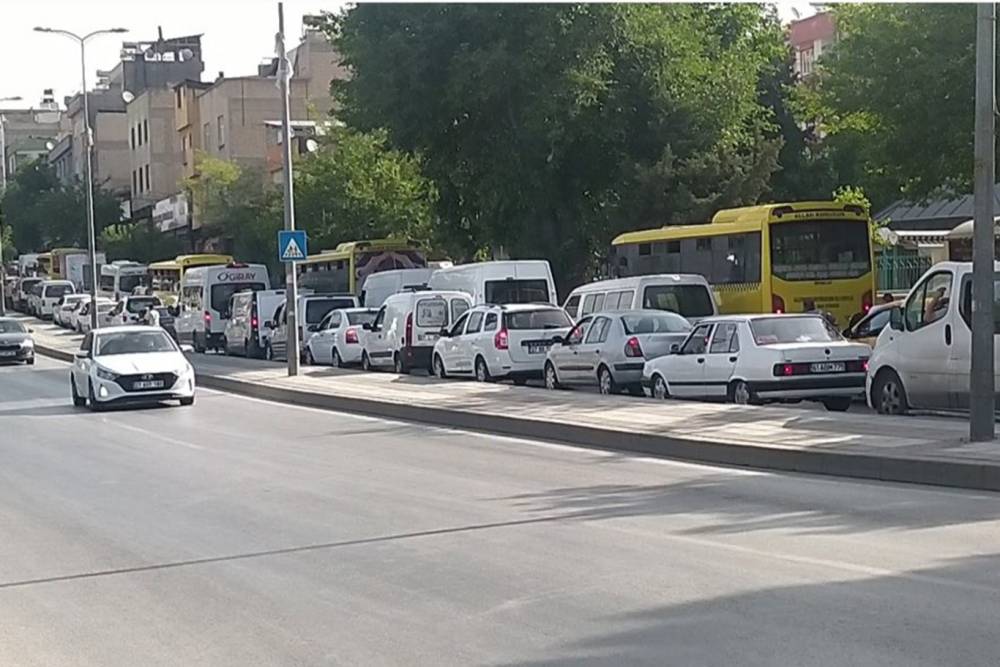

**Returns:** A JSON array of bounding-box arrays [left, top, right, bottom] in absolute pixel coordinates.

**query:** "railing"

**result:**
[[876, 254, 931, 293]]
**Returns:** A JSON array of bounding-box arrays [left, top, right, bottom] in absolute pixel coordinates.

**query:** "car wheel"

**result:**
[[362, 351, 373, 372], [179, 396, 195, 407], [71, 377, 86, 407], [822, 397, 852, 412], [193, 334, 206, 354], [332, 348, 344, 368], [87, 381, 104, 412], [394, 353, 409, 375], [246, 337, 260, 359], [598, 365, 617, 395], [729, 380, 755, 406], [265, 343, 274, 361], [544, 362, 560, 390], [475, 356, 492, 383], [304, 347, 315, 366], [873, 370, 908, 415], [433, 354, 448, 379], [652, 375, 669, 400]]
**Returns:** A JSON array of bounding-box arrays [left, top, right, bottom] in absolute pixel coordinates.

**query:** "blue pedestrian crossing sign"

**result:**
[[278, 230, 308, 262]]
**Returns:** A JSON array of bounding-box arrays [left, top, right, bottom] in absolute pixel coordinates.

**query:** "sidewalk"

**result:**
[[24, 315, 1000, 492]]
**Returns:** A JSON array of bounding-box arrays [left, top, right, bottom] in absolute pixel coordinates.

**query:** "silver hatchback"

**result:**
[[544, 309, 692, 395]]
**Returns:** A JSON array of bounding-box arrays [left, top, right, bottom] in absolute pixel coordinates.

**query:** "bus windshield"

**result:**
[[770, 219, 870, 281]]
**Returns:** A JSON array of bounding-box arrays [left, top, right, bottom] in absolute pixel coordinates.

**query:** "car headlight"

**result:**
[[20, 339, 33, 349], [95, 366, 119, 381]]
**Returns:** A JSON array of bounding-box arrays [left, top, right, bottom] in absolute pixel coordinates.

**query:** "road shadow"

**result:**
[[495, 553, 1000, 667]]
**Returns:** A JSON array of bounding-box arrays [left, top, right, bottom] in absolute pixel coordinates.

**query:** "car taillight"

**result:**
[[862, 290, 873, 313], [494, 327, 509, 350], [404, 312, 413, 347], [345, 328, 359, 344], [204, 310, 212, 325], [771, 293, 785, 314], [251, 316, 258, 329], [774, 363, 808, 377], [624, 336, 643, 358]]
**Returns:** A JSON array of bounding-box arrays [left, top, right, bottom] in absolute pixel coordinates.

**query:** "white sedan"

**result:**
[[304, 307, 377, 367], [70, 326, 196, 411], [642, 314, 871, 411], [55, 294, 90, 328]]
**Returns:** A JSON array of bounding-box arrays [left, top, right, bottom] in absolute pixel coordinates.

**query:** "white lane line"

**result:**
[[111, 420, 205, 451]]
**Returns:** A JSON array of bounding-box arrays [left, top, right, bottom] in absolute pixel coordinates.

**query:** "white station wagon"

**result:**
[[642, 314, 870, 411]]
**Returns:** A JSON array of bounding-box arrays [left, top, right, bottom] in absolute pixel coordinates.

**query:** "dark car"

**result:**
[[0, 317, 35, 365]]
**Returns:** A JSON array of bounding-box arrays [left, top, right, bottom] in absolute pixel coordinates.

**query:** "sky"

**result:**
[[1, 0, 816, 108]]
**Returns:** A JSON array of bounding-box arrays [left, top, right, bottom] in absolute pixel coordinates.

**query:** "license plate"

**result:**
[[527, 344, 547, 354], [0, 351, 15, 357], [133, 380, 164, 390], [810, 362, 845, 373]]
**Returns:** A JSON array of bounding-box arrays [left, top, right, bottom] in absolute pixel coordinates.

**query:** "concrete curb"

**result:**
[[36, 343, 1000, 493]]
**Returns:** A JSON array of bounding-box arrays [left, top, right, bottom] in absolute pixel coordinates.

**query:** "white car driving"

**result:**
[[642, 314, 870, 411], [70, 326, 196, 411], [304, 307, 378, 367]]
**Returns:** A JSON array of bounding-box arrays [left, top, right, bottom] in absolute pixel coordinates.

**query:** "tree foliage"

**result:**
[[326, 3, 788, 289], [808, 4, 979, 205], [99, 223, 186, 264]]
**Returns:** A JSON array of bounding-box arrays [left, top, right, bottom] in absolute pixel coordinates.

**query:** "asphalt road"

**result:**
[[2, 357, 1000, 666]]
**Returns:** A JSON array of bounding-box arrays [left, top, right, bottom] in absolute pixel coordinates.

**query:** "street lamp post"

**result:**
[[34, 26, 127, 332], [0, 95, 24, 317]]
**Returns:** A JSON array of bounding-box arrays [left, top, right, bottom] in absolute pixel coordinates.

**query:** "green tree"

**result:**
[[99, 223, 186, 263], [327, 3, 786, 290], [809, 4, 980, 205]]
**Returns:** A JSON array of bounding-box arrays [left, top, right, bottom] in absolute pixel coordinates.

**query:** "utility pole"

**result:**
[[971, 2, 995, 441], [0, 113, 7, 316], [277, 2, 300, 376]]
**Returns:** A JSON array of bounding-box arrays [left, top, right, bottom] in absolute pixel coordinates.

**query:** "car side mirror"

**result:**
[[28, 328, 34, 334], [74, 349, 91, 359], [363, 322, 373, 331], [265, 321, 275, 329], [889, 307, 904, 331], [670, 343, 680, 354], [307, 324, 319, 332], [179, 344, 195, 353], [551, 334, 564, 344], [439, 326, 451, 338]]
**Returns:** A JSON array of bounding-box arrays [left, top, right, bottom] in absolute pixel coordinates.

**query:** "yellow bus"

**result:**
[[148, 253, 234, 305], [610, 201, 875, 326], [297, 238, 427, 295]]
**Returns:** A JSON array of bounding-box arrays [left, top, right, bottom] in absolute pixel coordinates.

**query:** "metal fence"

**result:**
[[875, 254, 932, 293]]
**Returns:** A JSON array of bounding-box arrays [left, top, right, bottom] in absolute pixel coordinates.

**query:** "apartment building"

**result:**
[[0, 91, 63, 182], [788, 12, 836, 79], [127, 87, 184, 211]]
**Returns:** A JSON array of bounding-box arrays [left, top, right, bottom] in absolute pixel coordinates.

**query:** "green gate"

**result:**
[[875, 253, 931, 293]]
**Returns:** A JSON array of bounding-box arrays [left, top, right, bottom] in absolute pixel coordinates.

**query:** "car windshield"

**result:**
[[504, 308, 572, 330], [770, 219, 871, 281], [126, 297, 161, 314], [750, 316, 842, 345], [211, 283, 266, 313], [642, 285, 715, 318], [485, 279, 550, 304], [621, 312, 691, 335], [347, 311, 377, 326], [96, 330, 177, 356], [0, 320, 27, 334], [306, 298, 356, 324]]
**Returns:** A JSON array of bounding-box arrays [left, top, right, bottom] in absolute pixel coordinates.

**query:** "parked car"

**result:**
[[17, 277, 43, 313], [868, 261, 997, 415], [428, 260, 558, 305], [55, 294, 90, 328], [26, 280, 46, 316], [304, 308, 378, 366], [643, 314, 870, 411], [434, 303, 572, 384], [36, 280, 76, 320], [70, 326, 195, 410], [223, 289, 285, 358], [544, 309, 691, 395], [363, 290, 472, 373], [563, 275, 717, 324], [74, 297, 114, 332], [80, 301, 117, 335], [266, 294, 361, 361], [0, 317, 35, 365], [175, 263, 270, 353], [843, 301, 901, 349]]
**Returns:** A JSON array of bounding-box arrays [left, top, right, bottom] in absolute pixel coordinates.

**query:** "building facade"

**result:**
[[788, 12, 837, 79], [1, 91, 63, 183]]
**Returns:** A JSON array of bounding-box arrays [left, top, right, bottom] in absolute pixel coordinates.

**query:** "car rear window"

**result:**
[[621, 313, 691, 335], [346, 311, 377, 326], [504, 309, 572, 330], [750, 316, 842, 345], [126, 297, 162, 313], [485, 279, 550, 304], [44, 284, 73, 298], [642, 284, 714, 318], [416, 298, 449, 327]]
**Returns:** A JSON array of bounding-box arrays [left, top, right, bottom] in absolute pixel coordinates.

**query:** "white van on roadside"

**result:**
[[563, 274, 717, 323], [361, 268, 435, 308], [361, 290, 472, 373], [175, 263, 270, 352], [428, 260, 557, 305], [37, 280, 76, 320], [868, 261, 1000, 415]]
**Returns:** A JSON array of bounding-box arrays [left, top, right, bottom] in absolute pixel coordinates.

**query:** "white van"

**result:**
[[175, 263, 270, 352], [362, 290, 472, 373], [361, 268, 435, 308], [428, 261, 557, 305], [868, 261, 999, 414], [37, 280, 76, 320], [563, 275, 717, 323], [223, 289, 285, 358]]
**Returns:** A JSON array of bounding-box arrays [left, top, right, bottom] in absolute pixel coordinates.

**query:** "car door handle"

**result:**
[[944, 324, 952, 346], [728, 356, 738, 363], [697, 357, 705, 364]]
